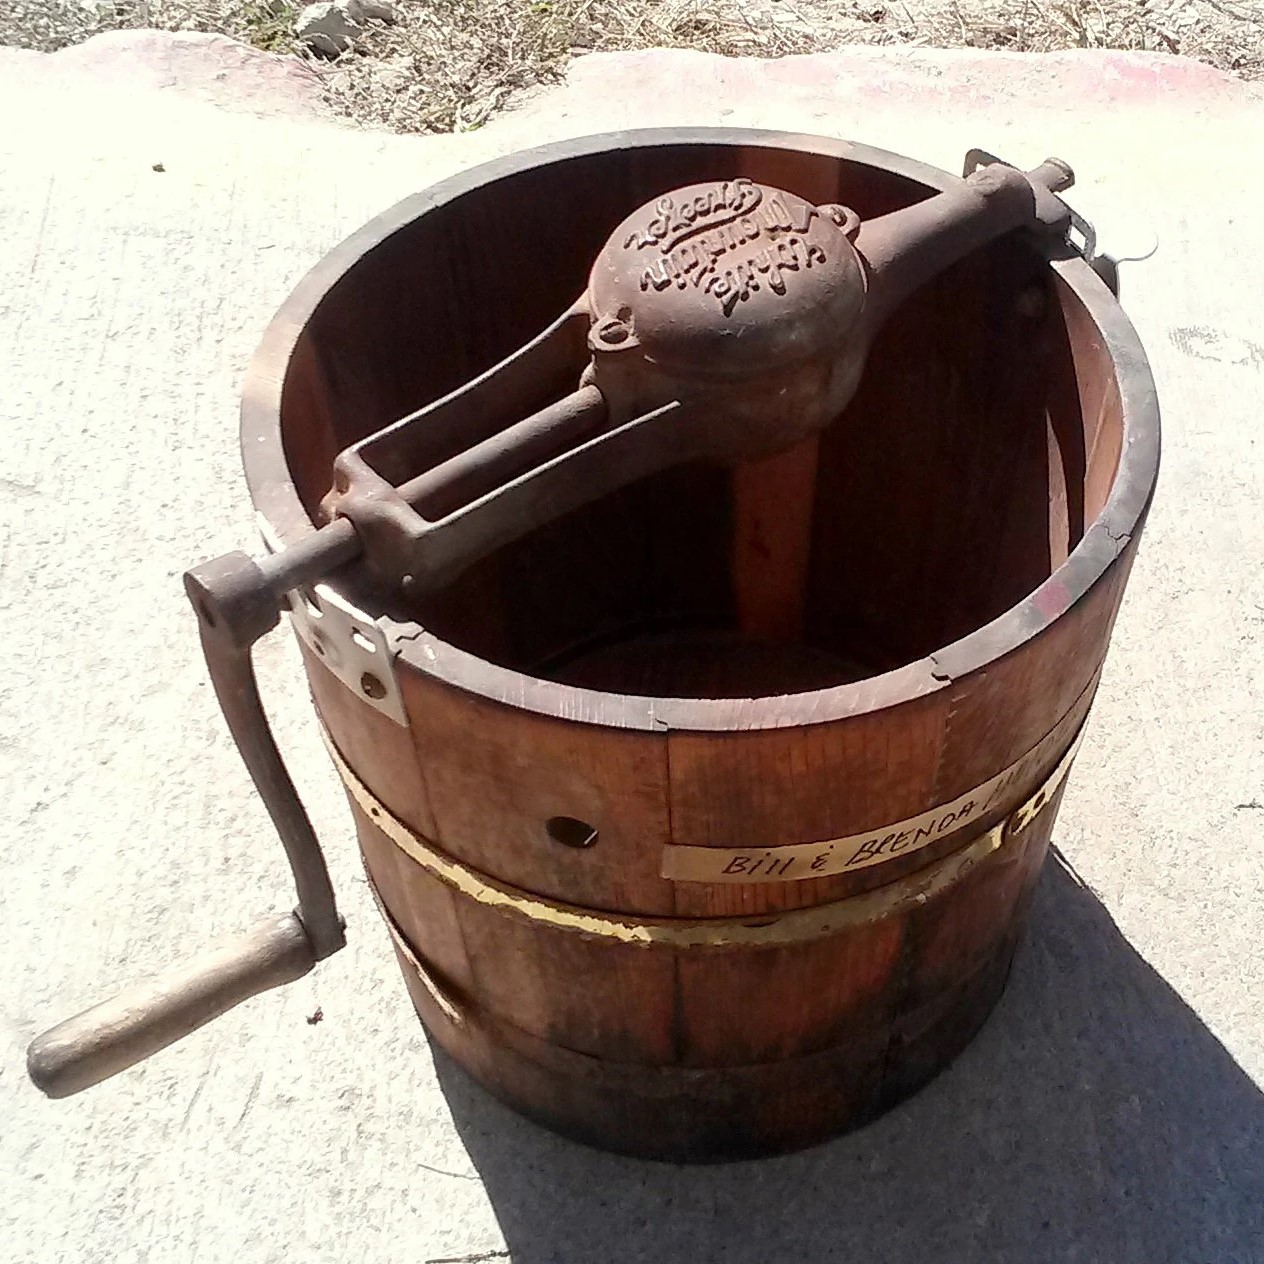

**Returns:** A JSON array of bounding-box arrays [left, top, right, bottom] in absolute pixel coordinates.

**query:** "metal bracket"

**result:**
[[962, 147, 1158, 299], [963, 148, 1099, 269], [258, 516, 407, 726]]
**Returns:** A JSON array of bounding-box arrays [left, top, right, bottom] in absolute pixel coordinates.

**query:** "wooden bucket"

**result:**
[[242, 132, 1159, 1160]]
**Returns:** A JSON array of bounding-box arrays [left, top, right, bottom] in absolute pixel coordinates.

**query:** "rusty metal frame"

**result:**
[[240, 132, 1159, 737], [246, 149, 1082, 604]]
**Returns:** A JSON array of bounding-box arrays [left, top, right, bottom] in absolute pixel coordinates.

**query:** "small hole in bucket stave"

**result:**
[[547, 816, 599, 849]]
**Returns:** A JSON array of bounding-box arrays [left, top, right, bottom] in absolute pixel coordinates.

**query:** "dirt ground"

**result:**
[[3, 0, 1262, 133]]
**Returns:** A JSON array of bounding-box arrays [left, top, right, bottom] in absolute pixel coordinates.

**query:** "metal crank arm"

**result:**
[[27, 554, 347, 1098]]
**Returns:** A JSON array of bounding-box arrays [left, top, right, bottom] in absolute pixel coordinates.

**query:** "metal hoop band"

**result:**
[[323, 724, 1085, 950]]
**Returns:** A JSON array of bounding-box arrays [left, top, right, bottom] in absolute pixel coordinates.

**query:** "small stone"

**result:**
[[374, 63, 411, 91], [347, 0, 398, 21], [295, 1, 363, 56], [151, 162, 165, 172]]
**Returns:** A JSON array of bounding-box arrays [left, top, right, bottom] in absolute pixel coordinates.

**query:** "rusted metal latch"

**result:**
[[28, 147, 1100, 1098], [964, 149, 1156, 295]]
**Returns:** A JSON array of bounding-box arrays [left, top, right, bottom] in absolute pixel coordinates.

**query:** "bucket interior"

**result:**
[[278, 143, 1123, 698]]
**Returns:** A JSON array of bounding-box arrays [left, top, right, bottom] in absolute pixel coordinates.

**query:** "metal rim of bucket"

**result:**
[[241, 127, 1160, 734]]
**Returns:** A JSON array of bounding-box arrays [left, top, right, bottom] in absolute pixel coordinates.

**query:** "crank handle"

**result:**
[[29, 554, 348, 1100], [27, 912, 319, 1098]]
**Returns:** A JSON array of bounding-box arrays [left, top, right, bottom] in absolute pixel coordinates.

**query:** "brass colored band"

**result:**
[[324, 723, 1084, 950], [361, 866, 466, 1028]]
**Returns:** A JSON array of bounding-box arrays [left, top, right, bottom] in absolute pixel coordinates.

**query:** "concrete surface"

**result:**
[[2, 35, 1263, 1264], [2, 30, 334, 120]]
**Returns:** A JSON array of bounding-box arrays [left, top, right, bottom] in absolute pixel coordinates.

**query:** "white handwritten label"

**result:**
[[660, 725, 1084, 884]]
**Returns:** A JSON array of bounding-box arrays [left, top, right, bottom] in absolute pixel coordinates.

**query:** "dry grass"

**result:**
[[324, 0, 822, 133], [3, 0, 1261, 134], [322, 0, 1264, 132], [2, 0, 297, 53]]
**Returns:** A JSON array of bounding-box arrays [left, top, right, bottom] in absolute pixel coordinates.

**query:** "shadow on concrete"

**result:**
[[433, 852, 1264, 1264]]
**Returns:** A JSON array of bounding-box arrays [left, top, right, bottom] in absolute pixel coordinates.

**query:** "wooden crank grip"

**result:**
[[27, 913, 315, 1098]]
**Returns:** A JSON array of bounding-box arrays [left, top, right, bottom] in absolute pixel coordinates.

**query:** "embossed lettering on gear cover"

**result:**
[[660, 724, 1086, 883], [586, 178, 866, 380]]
